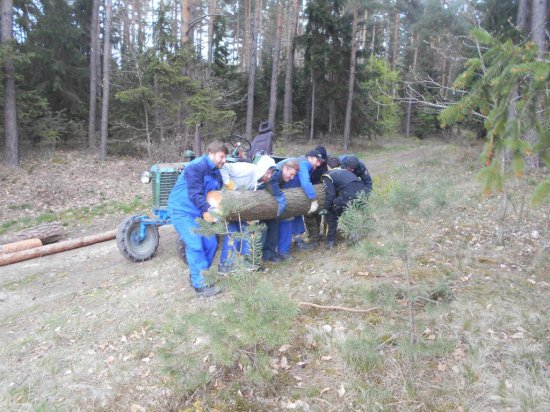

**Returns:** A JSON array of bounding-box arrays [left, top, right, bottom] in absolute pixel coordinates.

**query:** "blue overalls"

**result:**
[[276, 158, 316, 256], [167, 155, 222, 289], [220, 221, 250, 266]]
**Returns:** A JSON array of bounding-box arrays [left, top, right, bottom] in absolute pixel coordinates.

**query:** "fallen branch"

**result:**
[[0, 230, 116, 267], [298, 302, 380, 313]]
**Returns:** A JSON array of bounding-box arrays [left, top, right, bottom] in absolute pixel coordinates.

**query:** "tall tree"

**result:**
[[100, 0, 113, 161], [1, 0, 18, 167], [283, 0, 300, 138], [268, 3, 283, 126], [245, 1, 261, 138], [343, 1, 359, 150], [88, 0, 100, 151]]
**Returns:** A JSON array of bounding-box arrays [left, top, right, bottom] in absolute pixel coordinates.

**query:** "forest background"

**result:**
[[0, 0, 547, 179]]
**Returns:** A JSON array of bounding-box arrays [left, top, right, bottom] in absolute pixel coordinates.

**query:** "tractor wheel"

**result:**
[[176, 238, 188, 264], [117, 215, 160, 262]]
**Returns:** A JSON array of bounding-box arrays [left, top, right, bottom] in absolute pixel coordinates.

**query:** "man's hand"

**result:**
[[318, 209, 328, 216], [276, 193, 287, 217], [308, 200, 319, 214], [203, 206, 221, 223], [224, 180, 237, 190]]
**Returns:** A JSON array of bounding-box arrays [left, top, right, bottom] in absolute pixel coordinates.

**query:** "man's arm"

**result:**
[[322, 174, 337, 210], [298, 161, 316, 199], [358, 163, 373, 193], [186, 162, 210, 213]]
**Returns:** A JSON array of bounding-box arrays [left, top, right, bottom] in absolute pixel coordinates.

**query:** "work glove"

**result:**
[[203, 206, 221, 223], [224, 180, 237, 190], [307, 200, 319, 215], [318, 209, 328, 216], [275, 193, 287, 217]]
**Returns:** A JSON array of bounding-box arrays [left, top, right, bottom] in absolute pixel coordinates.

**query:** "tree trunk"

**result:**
[[343, 4, 359, 151], [531, 0, 547, 58], [517, 0, 531, 33], [245, 2, 261, 139], [181, 0, 191, 44], [0, 238, 42, 254], [1, 0, 19, 168], [207, 185, 326, 222], [194, 123, 202, 155], [309, 70, 315, 143], [99, 0, 112, 161], [392, 7, 399, 70], [405, 33, 418, 138], [0, 222, 65, 246], [268, 3, 283, 126], [88, 0, 100, 151], [242, 0, 250, 70], [207, 0, 216, 63], [283, 0, 300, 139]]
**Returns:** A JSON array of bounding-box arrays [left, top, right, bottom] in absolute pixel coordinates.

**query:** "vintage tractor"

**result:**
[[116, 136, 254, 262]]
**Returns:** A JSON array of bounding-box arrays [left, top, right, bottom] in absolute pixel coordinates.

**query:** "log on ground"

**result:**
[[207, 185, 326, 221], [0, 222, 64, 245]]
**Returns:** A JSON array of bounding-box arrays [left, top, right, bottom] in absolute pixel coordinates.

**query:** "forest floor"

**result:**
[[0, 135, 548, 411]]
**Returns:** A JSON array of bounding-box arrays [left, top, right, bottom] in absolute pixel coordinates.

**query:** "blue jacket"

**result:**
[[167, 155, 223, 217], [339, 155, 373, 194], [277, 157, 317, 199]]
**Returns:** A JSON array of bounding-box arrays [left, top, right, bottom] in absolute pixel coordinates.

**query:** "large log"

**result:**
[[0, 222, 64, 245], [207, 184, 326, 221], [0, 230, 116, 267]]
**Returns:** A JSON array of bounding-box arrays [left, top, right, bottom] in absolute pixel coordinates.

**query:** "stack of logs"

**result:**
[[0, 222, 116, 266]]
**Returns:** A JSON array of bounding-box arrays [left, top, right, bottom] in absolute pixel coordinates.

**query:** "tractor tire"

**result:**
[[116, 215, 160, 262], [176, 238, 188, 265]]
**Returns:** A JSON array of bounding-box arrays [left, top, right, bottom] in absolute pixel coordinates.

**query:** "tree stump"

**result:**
[[207, 185, 326, 221], [0, 222, 64, 246]]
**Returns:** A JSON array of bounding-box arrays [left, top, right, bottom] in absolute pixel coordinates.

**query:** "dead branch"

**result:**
[[298, 302, 380, 313]]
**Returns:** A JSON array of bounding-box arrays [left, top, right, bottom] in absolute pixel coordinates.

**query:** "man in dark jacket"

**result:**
[[339, 154, 373, 194], [321, 157, 367, 249], [167, 141, 228, 297], [304, 145, 328, 246]]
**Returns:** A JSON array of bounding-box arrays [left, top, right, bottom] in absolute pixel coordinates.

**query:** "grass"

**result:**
[[0, 196, 148, 236]]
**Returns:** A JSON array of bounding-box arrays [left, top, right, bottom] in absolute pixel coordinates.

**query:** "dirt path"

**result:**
[[0, 140, 463, 410]]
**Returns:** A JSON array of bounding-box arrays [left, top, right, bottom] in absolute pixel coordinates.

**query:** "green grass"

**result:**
[[0, 196, 148, 236]]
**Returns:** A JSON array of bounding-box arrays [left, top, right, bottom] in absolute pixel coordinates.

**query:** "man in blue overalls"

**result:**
[[168, 141, 228, 297], [277, 149, 324, 258]]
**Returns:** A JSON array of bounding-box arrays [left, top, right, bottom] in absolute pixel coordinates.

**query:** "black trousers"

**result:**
[[261, 219, 279, 260], [326, 206, 344, 242], [304, 213, 322, 242]]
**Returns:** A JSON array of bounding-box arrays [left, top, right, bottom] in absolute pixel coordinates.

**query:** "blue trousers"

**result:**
[[278, 216, 305, 255], [220, 221, 249, 266], [171, 212, 218, 289]]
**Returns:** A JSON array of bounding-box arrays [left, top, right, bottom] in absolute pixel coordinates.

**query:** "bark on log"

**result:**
[[207, 184, 326, 222], [0, 222, 64, 245], [0, 238, 42, 254], [0, 230, 116, 267]]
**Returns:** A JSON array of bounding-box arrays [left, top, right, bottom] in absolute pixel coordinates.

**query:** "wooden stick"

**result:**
[[0, 238, 42, 254], [298, 302, 380, 313]]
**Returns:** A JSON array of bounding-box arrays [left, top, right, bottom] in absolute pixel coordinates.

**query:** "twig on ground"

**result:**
[[298, 302, 380, 313]]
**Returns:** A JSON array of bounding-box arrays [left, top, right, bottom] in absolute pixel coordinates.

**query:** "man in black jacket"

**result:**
[[321, 157, 367, 249]]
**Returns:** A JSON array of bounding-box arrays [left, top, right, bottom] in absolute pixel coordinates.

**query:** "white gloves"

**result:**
[[308, 200, 319, 214]]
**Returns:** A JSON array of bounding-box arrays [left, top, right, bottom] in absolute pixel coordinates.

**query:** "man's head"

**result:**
[[254, 155, 277, 184], [207, 141, 229, 169], [315, 145, 328, 162], [326, 157, 340, 171], [306, 149, 325, 170], [342, 155, 360, 172], [281, 160, 300, 182]]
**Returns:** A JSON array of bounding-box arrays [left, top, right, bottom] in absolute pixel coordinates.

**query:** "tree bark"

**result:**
[[207, 185, 326, 222], [207, 0, 216, 63], [405, 33, 418, 138], [531, 0, 547, 58], [343, 3, 359, 151], [268, 3, 283, 126], [517, 0, 530, 33], [1, 0, 19, 167], [245, 1, 261, 139], [100, 0, 112, 161], [181, 0, 191, 44], [0, 222, 65, 246], [88, 0, 100, 151], [392, 6, 399, 70], [282, 0, 300, 139], [309, 70, 315, 143]]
